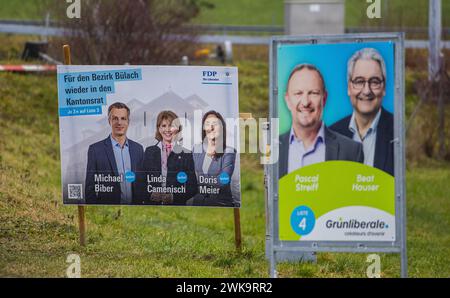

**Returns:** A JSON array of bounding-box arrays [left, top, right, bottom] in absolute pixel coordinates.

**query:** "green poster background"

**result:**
[[279, 161, 395, 240]]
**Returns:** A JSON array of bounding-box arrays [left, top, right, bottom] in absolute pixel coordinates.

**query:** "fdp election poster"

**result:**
[[57, 65, 240, 207], [275, 37, 403, 243]]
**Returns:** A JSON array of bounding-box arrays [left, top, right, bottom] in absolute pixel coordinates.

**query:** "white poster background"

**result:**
[[58, 65, 240, 205]]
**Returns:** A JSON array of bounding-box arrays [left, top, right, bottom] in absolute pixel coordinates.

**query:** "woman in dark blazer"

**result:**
[[135, 110, 197, 205], [190, 110, 237, 207]]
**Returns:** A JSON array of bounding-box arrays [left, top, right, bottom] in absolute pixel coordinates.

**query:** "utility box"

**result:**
[[285, 0, 345, 35]]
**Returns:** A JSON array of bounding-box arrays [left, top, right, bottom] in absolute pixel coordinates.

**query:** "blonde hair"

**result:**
[[154, 110, 181, 141]]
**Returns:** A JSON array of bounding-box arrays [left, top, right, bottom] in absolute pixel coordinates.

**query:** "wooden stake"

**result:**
[[78, 204, 86, 247], [63, 45, 71, 65], [233, 208, 242, 251], [63, 44, 86, 247], [233, 113, 253, 252]]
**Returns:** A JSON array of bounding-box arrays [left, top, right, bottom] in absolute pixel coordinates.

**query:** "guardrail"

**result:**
[[197, 34, 450, 49], [1, 20, 449, 49], [346, 26, 450, 36], [1, 20, 450, 36], [0, 22, 65, 36]]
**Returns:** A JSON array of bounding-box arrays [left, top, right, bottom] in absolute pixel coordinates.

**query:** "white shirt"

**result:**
[[287, 122, 326, 174], [157, 141, 175, 187], [202, 153, 213, 174], [349, 109, 381, 167]]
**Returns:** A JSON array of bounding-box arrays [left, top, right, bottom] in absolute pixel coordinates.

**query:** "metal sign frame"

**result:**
[[266, 33, 407, 277]]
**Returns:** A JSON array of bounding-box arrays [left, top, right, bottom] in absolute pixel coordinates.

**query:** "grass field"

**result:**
[[0, 33, 449, 277], [1, 0, 449, 28], [193, 0, 283, 26], [345, 0, 450, 28], [0, 0, 45, 20]]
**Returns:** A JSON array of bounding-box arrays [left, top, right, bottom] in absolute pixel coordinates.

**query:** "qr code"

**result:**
[[68, 184, 83, 200]]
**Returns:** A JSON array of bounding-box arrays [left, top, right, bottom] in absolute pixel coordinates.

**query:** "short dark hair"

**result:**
[[108, 102, 130, 119], [202, 110, 226, 157], [286, 63, 327, 93]]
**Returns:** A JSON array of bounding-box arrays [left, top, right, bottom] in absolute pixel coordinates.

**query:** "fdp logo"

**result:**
[[202, 70, 220, 82], [202, 71, 217, 77]]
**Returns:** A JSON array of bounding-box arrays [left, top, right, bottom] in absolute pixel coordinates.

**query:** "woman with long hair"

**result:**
[[190, 110, 237, 207]]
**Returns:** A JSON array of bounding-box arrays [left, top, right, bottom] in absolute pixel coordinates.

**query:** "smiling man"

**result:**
[[330, 48, 394, 176], [279, 64, 364, 178], [85, 102, 143, 205]]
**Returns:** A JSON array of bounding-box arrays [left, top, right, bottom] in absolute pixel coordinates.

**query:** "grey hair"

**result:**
[[347, 48, 386, 82]]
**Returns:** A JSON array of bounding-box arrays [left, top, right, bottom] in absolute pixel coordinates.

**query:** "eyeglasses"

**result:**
[[351, 77, 384, 90]]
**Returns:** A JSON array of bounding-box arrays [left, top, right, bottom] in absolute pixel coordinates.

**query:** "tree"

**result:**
[[50, 0, 204, 64]]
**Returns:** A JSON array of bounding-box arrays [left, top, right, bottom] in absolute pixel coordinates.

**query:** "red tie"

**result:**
[[166, 143, 172, 155]]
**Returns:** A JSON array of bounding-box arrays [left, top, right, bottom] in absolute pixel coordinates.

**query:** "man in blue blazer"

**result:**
[[85, 102, 143, 205], [330, 48, 394, 176]]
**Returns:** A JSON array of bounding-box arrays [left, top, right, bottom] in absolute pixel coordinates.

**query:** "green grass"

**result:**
[[346, 0, 450, 28], [193, 0, 283, 26], [1, 0, 449, 29], [0, 0, 46, 20], [0, 37, 449, 277], [196, 0, 450, 28]]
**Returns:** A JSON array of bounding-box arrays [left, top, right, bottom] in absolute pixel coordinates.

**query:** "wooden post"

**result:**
[[428, 0, 441, 82], [78, 204, 86, 246], [63, 44, 71, 65], [233, 208, 241, 251], [429, 0, 445, 160], [437, 56, 445, 159], [63, 44, 87, 247], [234, 113, 253, 251]]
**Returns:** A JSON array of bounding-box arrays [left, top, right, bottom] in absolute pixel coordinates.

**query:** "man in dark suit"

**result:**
[[279, 63, 364, 178], [279, 127, 365, 178], [278, 63, 364, 263], [330, 48, 394, 176], [85, 102, 143, 205]]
